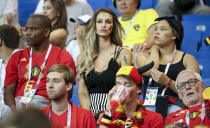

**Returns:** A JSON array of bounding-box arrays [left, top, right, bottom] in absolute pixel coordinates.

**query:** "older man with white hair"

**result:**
[[164, 70, 210, 128]]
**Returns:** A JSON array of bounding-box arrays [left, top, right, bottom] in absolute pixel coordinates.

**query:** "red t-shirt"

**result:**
[[4, 45, 76, 100], [50, 110, 68, 128], [41, 101, 97, 128], [165, 100, 210, 128]]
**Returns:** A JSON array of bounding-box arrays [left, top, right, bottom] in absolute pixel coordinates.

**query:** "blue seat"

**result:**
[[203, 78, 210, 88], [107, 0, 120, 17], [18, 0, 39, 26], [71, 81, 80, 106], [192, 52, 210, 61], [198, 31, 210, 53], [18, 8, 35, 26], [197, 59, 210, 79], [87, 0, 106, 11], [181, 30, 201, 54], [182, 15, 210, 33], [181, 15, 210, 54], [140, 0, 154, 9]]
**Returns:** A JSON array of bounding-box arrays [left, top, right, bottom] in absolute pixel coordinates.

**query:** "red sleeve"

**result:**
[[149, 115, 164, 128], [164, 113, 174, 125], [58, 50, 76, 77], [4, 51, 22, 87]]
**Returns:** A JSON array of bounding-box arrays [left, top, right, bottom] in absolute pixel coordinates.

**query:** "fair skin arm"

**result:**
[[4, 82, 18, 108], [77, 55, 90, 110], [150, 69, 178, 93], [119, 48, 133, 66], [136, 45, 160, 76], [99, 86, 118, 128], [49, 28, 67, 49], [183, 54, 200, 73], [78, 77, 90, 110]]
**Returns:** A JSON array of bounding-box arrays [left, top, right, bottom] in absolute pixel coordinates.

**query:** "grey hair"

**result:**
[[175, 70, 202, 89]]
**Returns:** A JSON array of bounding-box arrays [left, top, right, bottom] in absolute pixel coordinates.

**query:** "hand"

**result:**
[[132, 43, 146, 52], [150, 69, 170, 85], [106, 86, 118, 110], [132, 42, 152, 52]]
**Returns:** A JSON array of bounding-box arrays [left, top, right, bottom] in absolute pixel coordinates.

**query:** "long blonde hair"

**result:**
[[78, 8, 123, 79]]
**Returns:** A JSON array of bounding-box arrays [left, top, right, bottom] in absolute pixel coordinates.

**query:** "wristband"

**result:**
[[168, 79, 173, 87]]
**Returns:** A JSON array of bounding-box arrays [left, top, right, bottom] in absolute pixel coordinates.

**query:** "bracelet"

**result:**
[[168, 79, 173, 87]]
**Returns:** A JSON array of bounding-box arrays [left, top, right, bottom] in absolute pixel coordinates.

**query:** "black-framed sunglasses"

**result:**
[[155, 15, 176, 22], [176, 79, 200, 90]]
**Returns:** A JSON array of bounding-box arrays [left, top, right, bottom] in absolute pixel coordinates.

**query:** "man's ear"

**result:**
[[66, 83, 73, 92], [200, 81, 205, 91], [45, 28, 51, 37]]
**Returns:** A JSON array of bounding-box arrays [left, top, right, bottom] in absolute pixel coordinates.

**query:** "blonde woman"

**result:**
[[77, 8, 132, 115]]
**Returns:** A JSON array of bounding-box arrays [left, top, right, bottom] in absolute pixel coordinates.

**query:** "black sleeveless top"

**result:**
[[83, 46, 123, 94], [143, 53, 186, 97]]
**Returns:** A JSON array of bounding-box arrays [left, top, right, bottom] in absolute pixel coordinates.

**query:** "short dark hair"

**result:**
[[29, 14, 52, 31], [47, 64, 75, 99], [155, 16, 184, 50], [0, 24, 19, 49]]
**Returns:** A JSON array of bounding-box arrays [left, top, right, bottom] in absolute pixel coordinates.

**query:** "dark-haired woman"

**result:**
[[44, 0, 67, 49], [136, 16, 200, 115]]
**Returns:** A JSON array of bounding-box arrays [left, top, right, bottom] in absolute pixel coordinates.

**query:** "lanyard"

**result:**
[[49, 103, 71, 128], [0, 60, 4, 87], [28, 44, 52, 89], [148, 46, 176, 86], [121, 11, 138, 42], [186, 102, 205, 128]]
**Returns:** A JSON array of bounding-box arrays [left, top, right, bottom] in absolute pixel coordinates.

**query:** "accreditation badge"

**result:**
[[19, 88, 36, 104], [144, 87, 158, 106]]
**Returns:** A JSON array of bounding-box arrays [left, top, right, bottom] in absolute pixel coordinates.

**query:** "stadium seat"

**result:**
[[203, 79, 210, 88], [198, 31, 210, 53], [106, 0, 120, 17], [141, 0, 154, 9], [18, 0, 39, 26], [182, 15, 210, 33], [181, 30, 200, 54], [197, 59, 210, 79], [71, 81, 80, 106], [87, 0, 106, 11]]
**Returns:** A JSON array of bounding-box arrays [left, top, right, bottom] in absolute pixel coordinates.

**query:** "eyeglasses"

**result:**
[[176, 79, 200, 90]]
